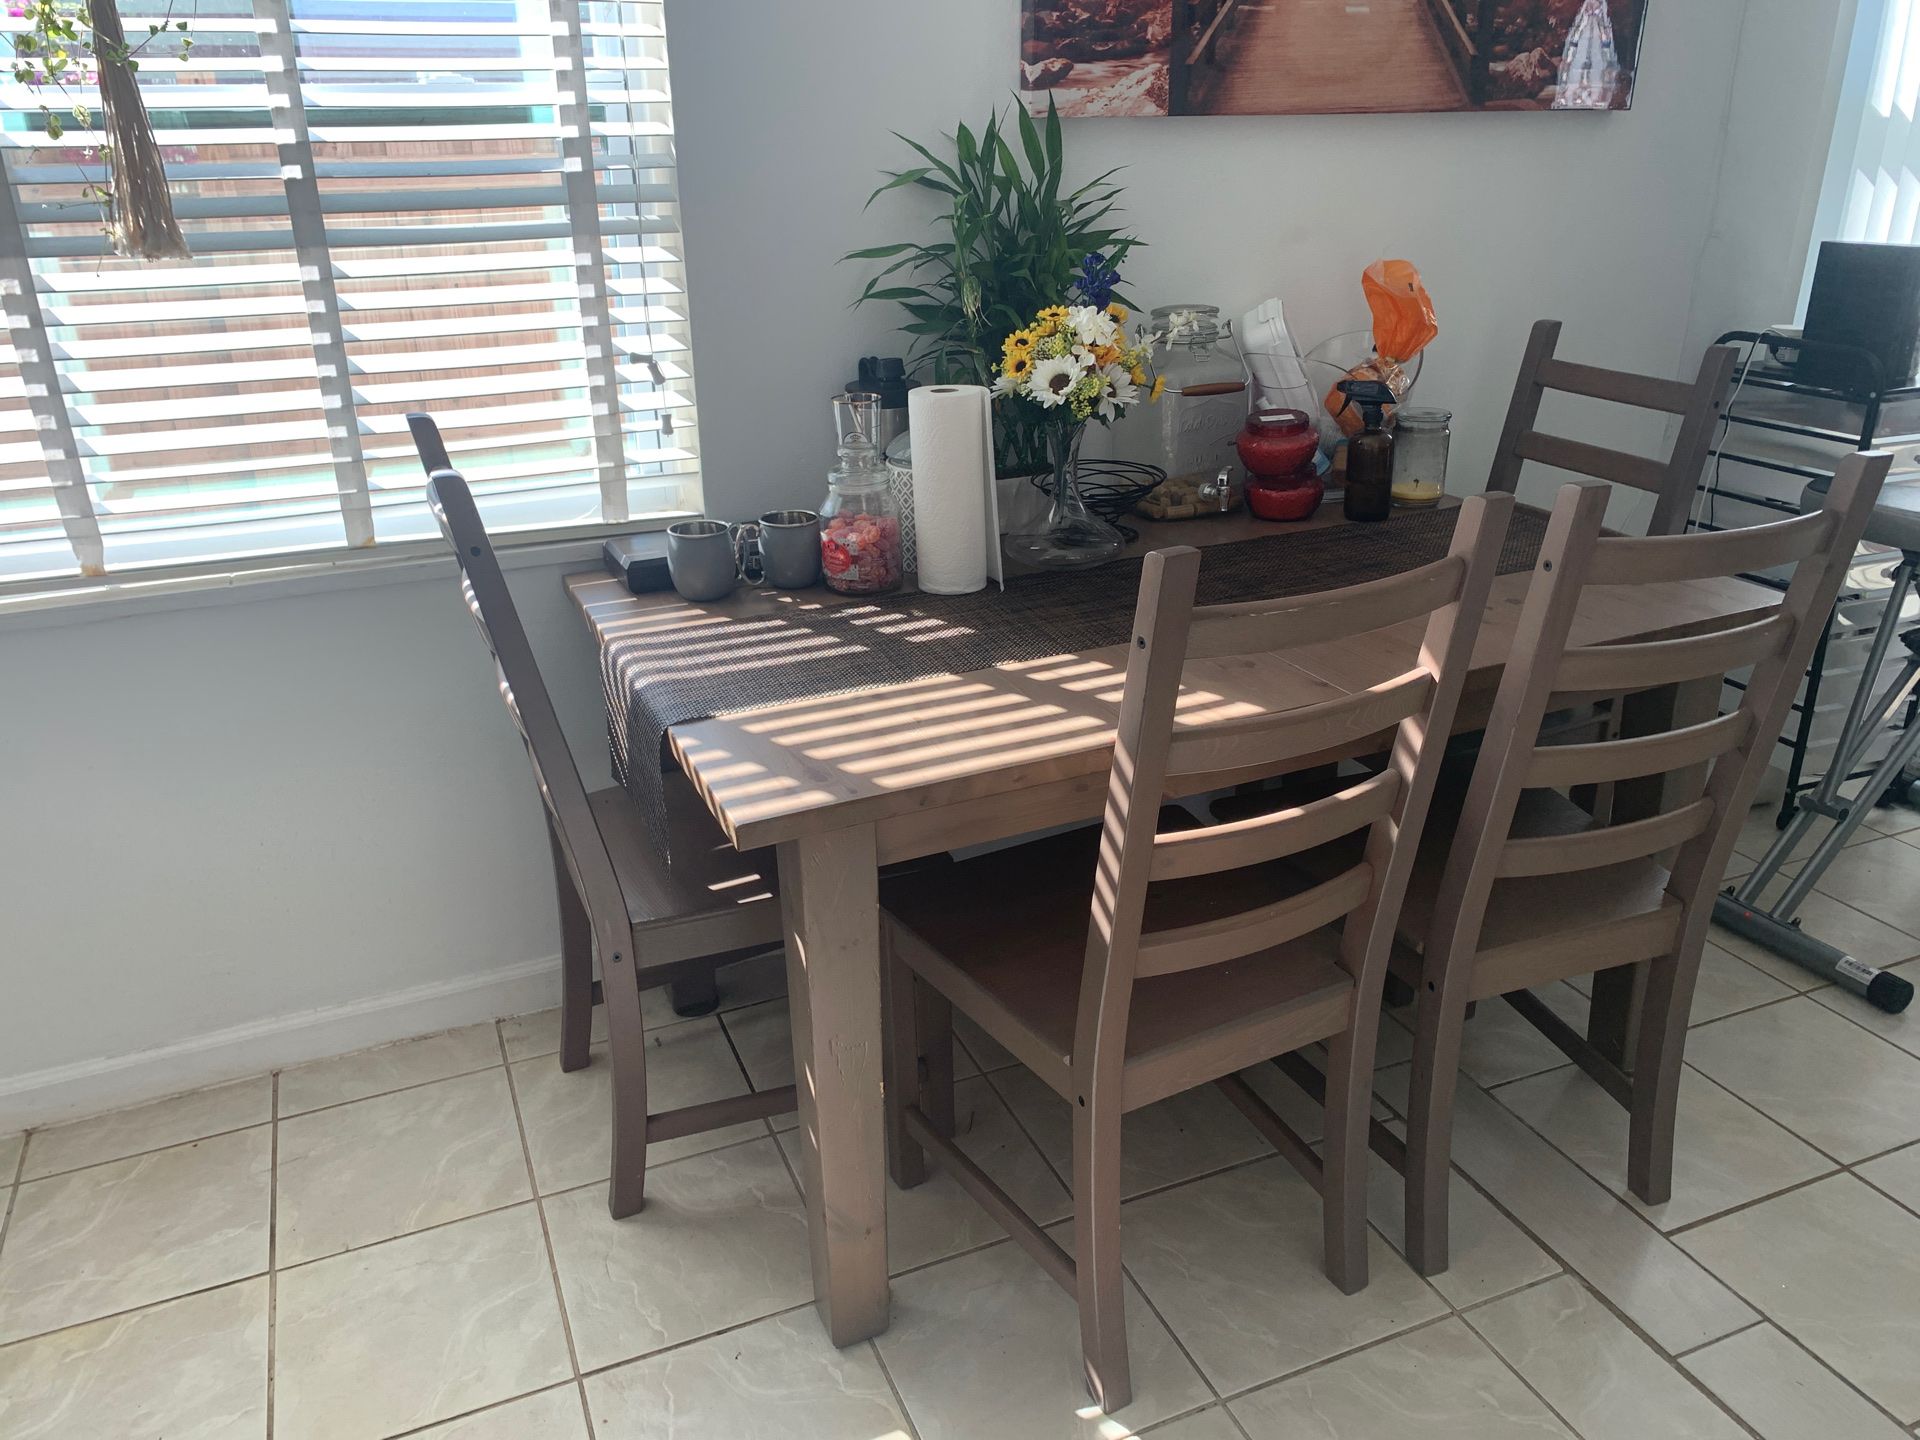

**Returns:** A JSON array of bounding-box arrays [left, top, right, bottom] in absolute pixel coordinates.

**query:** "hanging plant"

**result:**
[[9, 0, 192, 258]]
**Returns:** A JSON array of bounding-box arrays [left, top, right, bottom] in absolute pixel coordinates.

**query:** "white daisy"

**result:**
[[1027, 355, 1080, 408], [1096, 364, 1139, 421], [991, 370, 1022, 399]]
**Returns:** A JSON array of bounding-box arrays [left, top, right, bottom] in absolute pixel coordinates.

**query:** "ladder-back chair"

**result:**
[[420, 454, 795, 1219], [1399, 452, 1891, 1275], [1488, 319, 1738, 536], [879, 494, 1515, 1412]]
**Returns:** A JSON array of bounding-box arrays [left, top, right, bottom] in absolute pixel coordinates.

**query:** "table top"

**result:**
[[567, 505, 1777, 854]]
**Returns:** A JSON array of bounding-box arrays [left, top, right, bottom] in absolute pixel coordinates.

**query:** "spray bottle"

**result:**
[[1336, 378, 1398, 523]]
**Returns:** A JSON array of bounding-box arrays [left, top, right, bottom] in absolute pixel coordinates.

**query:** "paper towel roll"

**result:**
[[907, 384, 992, 594]]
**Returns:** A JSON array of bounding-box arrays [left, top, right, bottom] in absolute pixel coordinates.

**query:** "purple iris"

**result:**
[[1071, 252, 1121, 310]]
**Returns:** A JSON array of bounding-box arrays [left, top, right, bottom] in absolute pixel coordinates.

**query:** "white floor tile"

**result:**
[[273, 1204, 571, 1440], [1787, 837, 1920, 941], [1569, 944, 1797, 1024], [1389, 985, 1588, 1089], [409, 1387, 590, 1439], [543, 1137, 812, 1372], [1685, 999, 1920, 1161], [1120, 1156, 1447, 1395], [1809, 959, 1920, 1059], [724, 998, 979, 1128], [989, 1062, 1307, 1201], [510, 1018, 765, 1195], [781, 1073, 1068, 1275], [586, 1311, 910, 1440], [275, 1068, 531, 1265], [1143, 1409, 1243, 1440], [1859, 1141, 1920, 1214], [0, 1132, 22, 1182], [1678, 1175, 1920, 1424], [1361, 1126, 1561, 1308], [0, 1277, 266, 1440], [499, 1005, 608, 1064], [1682, 1322, 1909, 1440], [19, 1077, 270, 1181], [874, 1236, 1211, 1440], [276, 1023, 501, 1116], [1231, 1316, 1575, 1440], [1494, 1065, 1834, 1229], [1467, 1274, 1746, 1440], [0, 1128, 270, 1344], [1371, 1066, 1756, 1353]]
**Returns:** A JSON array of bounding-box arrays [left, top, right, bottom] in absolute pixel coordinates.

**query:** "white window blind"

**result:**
[[1821, 0, 1920, 248], [0, 0, 699, 587]]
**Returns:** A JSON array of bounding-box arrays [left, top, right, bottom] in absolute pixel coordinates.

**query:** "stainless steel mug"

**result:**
[[753, 509, 822, 589], [665, 520, 739, 602]]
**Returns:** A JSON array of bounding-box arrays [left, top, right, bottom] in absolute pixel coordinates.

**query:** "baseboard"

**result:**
[[0, 954, 560, 1132]]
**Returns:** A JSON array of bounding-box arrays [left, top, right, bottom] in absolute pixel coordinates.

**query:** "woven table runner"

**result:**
[[605, 504, 1551, 852]]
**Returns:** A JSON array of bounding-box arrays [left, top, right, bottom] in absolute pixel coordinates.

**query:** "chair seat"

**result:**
[[882, 825, 1354, 1111], [588, 774, 781, 965]]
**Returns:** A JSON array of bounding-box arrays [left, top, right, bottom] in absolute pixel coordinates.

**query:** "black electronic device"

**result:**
[[602, 532, 673, 593], [1799, 241, 1920, 390]]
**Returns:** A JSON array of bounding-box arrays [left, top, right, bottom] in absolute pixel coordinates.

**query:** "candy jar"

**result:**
[[819, 392, 903, 595]]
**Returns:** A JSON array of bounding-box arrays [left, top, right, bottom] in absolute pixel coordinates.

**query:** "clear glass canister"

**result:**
[[1152, 304, 1248, 480], [1391, 406, 1451, 508], [820, 391, 902, 595]]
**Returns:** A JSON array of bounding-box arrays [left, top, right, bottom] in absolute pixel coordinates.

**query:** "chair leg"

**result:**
[[1072, 1094, 1132, 1413], [603, 992, 650, 1220], [1405, 959, 1472, 1276], [1627, 950, 1693, 1207], [547, 821, 594, 1074], [1320, 1026, 1373, 1294], [916, 982, 956, 1141], [883, 934, 928, 1189]]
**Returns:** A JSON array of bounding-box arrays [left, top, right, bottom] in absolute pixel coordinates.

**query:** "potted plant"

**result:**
[[845, 98, 1142, 483]]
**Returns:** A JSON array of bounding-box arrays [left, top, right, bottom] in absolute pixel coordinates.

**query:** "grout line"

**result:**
[[0, 1271, 271, 1355], [380, 1381, 582, 1440], [496, 1021, 589, 1418], [865, 1341, 925, 1440], [266, 1073, 280, 1440], [16, 1116, 277, 1187], [1694, 1314, 1920, 1437], [1681, 1057, 1854, 1171], [1670, 1317, 1764, 1359], [1213, 1311, 1460, 1407], [275, 1058, 505, 1122], [0, 1123, 28, 1266], [1664, 1169, 1841, 1238]]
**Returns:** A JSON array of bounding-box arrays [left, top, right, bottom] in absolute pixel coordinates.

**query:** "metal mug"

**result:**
[[748, 509, 822, 589], [665, 520, 740, 602]]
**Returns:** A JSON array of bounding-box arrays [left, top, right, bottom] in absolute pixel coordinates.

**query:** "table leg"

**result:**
[[1588, 674, 1724, 1067], [778, 824, 890, 1345]]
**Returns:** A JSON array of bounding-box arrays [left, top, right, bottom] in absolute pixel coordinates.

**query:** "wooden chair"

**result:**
[[422, 464, 796, 1219], [1395, 451, 1891, 1275], [1488, 319, 1739, 536], [879, 493, 1515, 1411]]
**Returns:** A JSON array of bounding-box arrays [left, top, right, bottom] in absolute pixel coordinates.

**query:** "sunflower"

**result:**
[[1107, 303, 1129, 324], [1037, 305, 1069, 327], [1003, 329, 1036, 354], [1005, 352, 1034, 380]]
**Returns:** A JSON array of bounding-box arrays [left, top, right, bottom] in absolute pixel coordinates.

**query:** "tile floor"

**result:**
[[4, 819, 1920, 1440]]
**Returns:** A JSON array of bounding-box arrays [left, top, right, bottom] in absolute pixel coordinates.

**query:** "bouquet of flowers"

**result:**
[[990, 298, 1161, 424]]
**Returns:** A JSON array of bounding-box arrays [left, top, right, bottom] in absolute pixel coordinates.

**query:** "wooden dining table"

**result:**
[[565, 501, 1777, 1348]]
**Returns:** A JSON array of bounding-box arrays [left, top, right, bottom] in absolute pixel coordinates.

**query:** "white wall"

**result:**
[[1, 0, 1853, 1126], [672, 0, 1755, 527]]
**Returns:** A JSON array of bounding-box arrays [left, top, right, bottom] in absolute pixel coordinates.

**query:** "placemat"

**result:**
[[604, 505, 1550, 853]]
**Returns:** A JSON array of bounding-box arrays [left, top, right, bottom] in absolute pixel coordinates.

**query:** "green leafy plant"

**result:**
[[845, 97, 1141, 475]]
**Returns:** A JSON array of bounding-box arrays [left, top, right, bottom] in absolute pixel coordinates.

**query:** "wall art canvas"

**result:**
[[1019, 0, 1649, 117]]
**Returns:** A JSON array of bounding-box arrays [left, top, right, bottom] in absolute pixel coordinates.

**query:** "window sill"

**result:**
[[0, 520, 685, 634]]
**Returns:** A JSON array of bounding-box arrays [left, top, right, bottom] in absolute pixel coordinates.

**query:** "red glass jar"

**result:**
[[1236, 408, 1323, 522]]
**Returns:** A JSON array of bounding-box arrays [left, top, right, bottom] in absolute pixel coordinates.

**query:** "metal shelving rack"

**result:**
[[1691, 331, 1920, 827]]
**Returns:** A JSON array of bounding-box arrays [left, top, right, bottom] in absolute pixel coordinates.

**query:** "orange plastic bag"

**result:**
[[1325, 259, 1439, 436]]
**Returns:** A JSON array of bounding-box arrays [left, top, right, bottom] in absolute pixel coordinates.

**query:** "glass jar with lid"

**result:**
[[819, 391, 903, 595], [1151, 304, 1248, 480], [1391, 406, 1451, 508]]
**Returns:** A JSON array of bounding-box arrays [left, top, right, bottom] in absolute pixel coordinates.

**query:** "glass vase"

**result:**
[[1003, 423, 1125, 572]]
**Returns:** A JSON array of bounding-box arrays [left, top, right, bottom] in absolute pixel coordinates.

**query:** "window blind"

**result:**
[[1822, 0, 1920, 248], [0, 0, 699, 586]]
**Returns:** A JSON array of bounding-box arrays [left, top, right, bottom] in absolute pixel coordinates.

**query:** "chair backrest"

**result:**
[[1427, 450, 1892, 979], [1074, 492, 1517, 1080], [1487, 319, 1738, 537], [419, 447, 630, 961]]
